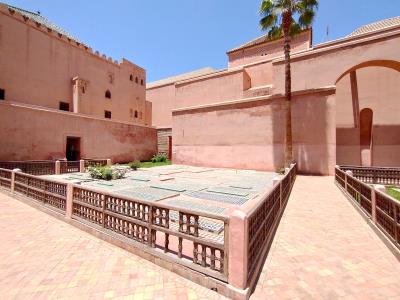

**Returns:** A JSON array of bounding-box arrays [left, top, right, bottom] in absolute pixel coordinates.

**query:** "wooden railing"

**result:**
[[0, 168, 12, 190], [335, 166, 400, 250], [72, 185, 229, 281], [84, 159, 108, 168], [0, 168, 228, 282], [340, 165, 400, 185], [0, 164, 298, 293], [0, 160, 56, 175], [13, 172, 67, 211], [60, 161, 80, 174], [376, 189, 400, 247], [247, 164, 296, 282], [0, 159, 110, 175]]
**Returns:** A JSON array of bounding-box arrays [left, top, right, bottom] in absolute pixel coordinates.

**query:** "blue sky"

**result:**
[[4, 0, 400, 82]]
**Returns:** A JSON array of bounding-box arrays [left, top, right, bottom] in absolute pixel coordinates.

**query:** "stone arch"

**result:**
[[335, 60, 400, 167], [335, 60, 400, 84]]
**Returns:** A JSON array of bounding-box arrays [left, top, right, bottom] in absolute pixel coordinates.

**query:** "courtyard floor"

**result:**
[[252, 176, 400, 300], [0, 175, 399, 299], [0, 191, 227, 300]]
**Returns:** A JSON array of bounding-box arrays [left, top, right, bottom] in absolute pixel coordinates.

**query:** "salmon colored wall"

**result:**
[[372, 126, 400, 166], [228, 30, 311, 68], [147, 84, 175, 128], [244, 61, 273, 88], [0, 102, 157, 162], [175, 70, 247, 108], [144, 101, 152, 126], [336, 66, 400, 166], [0, 6, 148, 125], [272, 32, 400, 94], [173, 90, 336, 175]]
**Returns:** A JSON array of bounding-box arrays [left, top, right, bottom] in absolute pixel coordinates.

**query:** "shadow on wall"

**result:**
[[291, 93, 333, 175], [272, 99, 285, 172], [372, 125, 400, 167]]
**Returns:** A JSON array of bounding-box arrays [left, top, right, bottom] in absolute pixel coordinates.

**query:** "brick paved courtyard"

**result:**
[[252, 176, 400, 300], [0, 192, 226, 300], [1, 176, 399, 299]]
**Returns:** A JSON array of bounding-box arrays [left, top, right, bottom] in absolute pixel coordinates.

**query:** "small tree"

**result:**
[[259, 0, 318, 166]]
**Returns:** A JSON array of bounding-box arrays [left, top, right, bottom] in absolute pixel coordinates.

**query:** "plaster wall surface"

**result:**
[[272, 31, 400, 94], [228, 30, 311, 68], [147, 84, 175, 128], [0, 7, 148, 125], [175, 70, 248, 109], [0, 103, 157, 162], [335, 66, 400, 166], [173, 91, 336, 175]]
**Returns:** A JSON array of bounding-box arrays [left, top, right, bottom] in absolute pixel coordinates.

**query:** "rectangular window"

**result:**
[[0, 89, 5, 100], [59, 102, 70, 111], [105, 110, 111, 119]]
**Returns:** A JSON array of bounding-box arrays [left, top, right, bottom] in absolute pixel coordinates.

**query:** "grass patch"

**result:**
[[386, 186, 400, 201], [138, 160, 171, 168]]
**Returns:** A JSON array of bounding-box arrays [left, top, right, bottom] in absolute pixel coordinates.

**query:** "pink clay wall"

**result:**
[[244, 61, 273, 88], [0, 6, 148, 125], [272, 31, 400, 94], [173, 90, 336, 175], [228, 30, 311, 68], [0, 103, 157, 162], [174, 70, 249, 108], [147, 83, 175, 128], [336, 67, 400, 166]]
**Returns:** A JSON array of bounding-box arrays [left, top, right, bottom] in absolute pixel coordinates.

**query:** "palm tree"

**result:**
[[259, 0, 318, 167]]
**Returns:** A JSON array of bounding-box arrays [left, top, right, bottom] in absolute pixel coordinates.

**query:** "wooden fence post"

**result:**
[[55, 160, 61, 175], [345, 170, 353, 191], [66, 184, 73, 219], [371, 187, 377, 224], [273, 177, 281, 208], [79, 160, 85, 173]]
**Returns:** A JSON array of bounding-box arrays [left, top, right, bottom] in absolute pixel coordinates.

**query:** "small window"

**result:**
[[135, 77, 138, 83], [134, 110, 138, 118], [105, 90, 111, 99], [130, 74, 133, 81], [82, 86, 85, 94], [108, 74, 114, 84], [140, 79, 144, 86], [0, 89, 4, 100], [129, 108, 133, 118], [59, 102, 70, 111], [104, 110, 111, 119]]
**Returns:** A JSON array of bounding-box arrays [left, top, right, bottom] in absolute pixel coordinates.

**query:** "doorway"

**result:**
[[359, 108, 373, 166], [168, 136, 172, 160], [66, 137, 81, 161]]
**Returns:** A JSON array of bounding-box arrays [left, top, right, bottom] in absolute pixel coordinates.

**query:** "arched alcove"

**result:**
[[335, 60, 400, 167]]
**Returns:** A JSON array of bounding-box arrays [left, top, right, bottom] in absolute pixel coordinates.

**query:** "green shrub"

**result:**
[[88, 166, 126, 181], [151, 153, 167, 163], [276, 167, 285, 175], [102, 167, 113, 180], [112, 168, 126, 179], [128, 160, 141, 170]]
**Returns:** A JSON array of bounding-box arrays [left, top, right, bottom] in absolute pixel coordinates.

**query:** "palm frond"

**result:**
[[298, 9, 315, 28], [289, 22, 302, 37], [259, 0, 274, 16], [267, 26, 283, 39], [260, 13, 278, 30]]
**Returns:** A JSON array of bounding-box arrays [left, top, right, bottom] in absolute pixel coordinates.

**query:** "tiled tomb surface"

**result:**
[[41, 165, 279, 227]]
